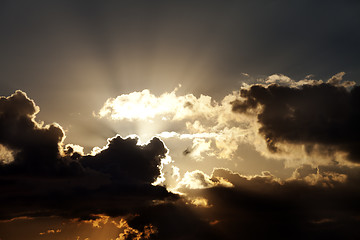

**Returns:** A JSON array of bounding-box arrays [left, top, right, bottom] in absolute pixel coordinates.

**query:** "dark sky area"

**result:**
[[1, 1, 360, 239], [1, 1, 359, 107]]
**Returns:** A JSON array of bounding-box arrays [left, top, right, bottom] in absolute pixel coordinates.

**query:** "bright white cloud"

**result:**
[[98, 87, 254, 160], [98, 86, 222, 121], [176, 170, 232, 190]]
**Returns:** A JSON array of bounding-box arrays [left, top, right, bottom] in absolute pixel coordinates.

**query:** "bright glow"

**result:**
[[152, 155, 172, 186], [98, 86, 221, 121], [190, 197, 211, 208], [171, 166, 181, 181], [113, 218, 157, 240], [177, 170, 215, 189], [84, 214, 109, 228], [0, 144, 15, 164], [64, 144, 85, 155]]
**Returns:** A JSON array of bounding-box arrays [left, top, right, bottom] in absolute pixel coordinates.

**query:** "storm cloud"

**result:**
[[232, 82, 360, 162]]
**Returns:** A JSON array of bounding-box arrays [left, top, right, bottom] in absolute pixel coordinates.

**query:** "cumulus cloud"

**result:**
[[106, 164, 360, 240], [2, 89, 360, 240], [97, 86, 221, 121], [95, 73, 360, 239], [327, 72, 356, 88], [182, 138, 212, 161], [96, 73, 360, 170], [264, 72, 355, 89], [0, 90, 67, 175], [232, 73, 360, 164], [173, 166, 360, 239], [0, 91, 177, 221], [97, 87, 255, 161], [176, 170, 217, 189]]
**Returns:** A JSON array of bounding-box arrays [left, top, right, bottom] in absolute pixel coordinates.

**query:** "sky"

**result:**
[[0, 1, 360, 239]]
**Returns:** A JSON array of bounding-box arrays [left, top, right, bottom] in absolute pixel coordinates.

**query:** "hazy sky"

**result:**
[[1, 1, 360, 239]]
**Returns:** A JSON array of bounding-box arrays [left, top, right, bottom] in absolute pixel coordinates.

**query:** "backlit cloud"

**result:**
[[173, 166, 360, 239], [2, 87, 360, 239], [0, 91, 176, 221], [97, 73, 360, 170], [98, 88, 256, 161], [232, 73, 360, 164], [98, 86, 221, 121]]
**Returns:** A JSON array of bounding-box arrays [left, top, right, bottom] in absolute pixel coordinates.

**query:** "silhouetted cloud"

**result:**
[[2, 90, 360, 240], [0, 91, 176, 221], [0, 90, 68, 175], [173, 167, 360, 239], [232, 81, 360, 162]]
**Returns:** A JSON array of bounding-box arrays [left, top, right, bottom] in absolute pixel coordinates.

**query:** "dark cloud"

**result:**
[[128, 202, 221, 240], [232, 82, 360, 162], [118, 164, 360, 239], [0, 90, 68, 175], [81, 136, 167, 184], [2, 90, 360, 240], [0, 91, 176, 221], [177, 168, 360, 240], [0, 91, 228, 240]]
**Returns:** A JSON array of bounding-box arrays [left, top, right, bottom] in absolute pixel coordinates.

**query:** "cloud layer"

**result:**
[[2, 87, 360, 239], [169, 166, 360, 239]]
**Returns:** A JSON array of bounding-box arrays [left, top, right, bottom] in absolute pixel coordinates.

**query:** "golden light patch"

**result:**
[[39, 229, 61, 235], [113, 218, 157, 240], [0, 144, 15, 164], [209, 220, 220, 225], [191, 197, 211, 208], [84, 214, 109, 228]]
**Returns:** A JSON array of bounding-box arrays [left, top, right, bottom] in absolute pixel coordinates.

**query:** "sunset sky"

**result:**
[[1, 1, 360, 239]]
